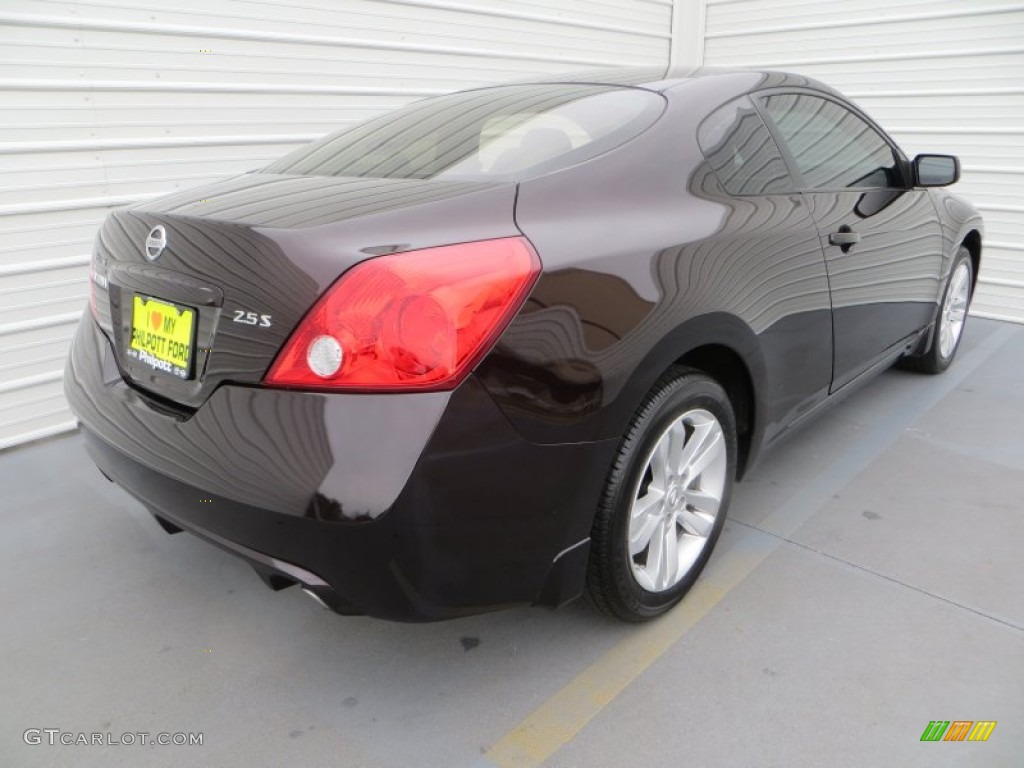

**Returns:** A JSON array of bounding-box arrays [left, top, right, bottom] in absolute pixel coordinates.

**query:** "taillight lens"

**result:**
[[264, 236, 540, 391]]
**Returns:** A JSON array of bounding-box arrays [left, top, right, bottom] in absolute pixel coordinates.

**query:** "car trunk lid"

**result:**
[[89, 173, 519, 409]]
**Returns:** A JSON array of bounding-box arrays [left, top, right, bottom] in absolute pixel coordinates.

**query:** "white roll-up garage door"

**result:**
[[703, 0, 1024, 324], [0, 0, 673, 450]]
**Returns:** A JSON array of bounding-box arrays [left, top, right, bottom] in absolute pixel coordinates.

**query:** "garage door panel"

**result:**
[[455, 0, 672, 30], [0, 385, 75, 451], [706, 0, 1024, 33], [706, 11, 1024, 61], [0, 98, 373, 144], [0, 287, 88, 329], [727, 57, 1023, 94], [14, 0, 669, 54], [973, 283, 1024, 322], [735, 55, 1024, 93], [0, 212, 103, 258], [0, 142, 310, 214], [0, 324, 76, 381], [976, 211, 1024, 241], [953, 174, 1024, 211], [983, 248, 1024, 278], [846, 93, 1024, 130]]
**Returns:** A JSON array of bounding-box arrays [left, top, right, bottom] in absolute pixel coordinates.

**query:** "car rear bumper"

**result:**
[[65, 314, 615, 620]]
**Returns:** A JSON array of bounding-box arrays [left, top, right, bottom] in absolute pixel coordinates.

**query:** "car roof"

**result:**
[[501, 66, 840, 99]]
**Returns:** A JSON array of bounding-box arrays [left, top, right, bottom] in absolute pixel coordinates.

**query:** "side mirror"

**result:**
[[913, 154, 960, 187]]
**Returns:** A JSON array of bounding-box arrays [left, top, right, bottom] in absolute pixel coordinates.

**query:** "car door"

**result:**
[[695, 95, 834, 439], [756, 91, 944, 390]]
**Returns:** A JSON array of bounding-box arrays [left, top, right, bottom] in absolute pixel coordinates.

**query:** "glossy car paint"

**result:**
[[65, 68, 983, 620]]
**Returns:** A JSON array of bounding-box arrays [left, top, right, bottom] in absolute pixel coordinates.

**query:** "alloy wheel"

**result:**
[[939, 261, 970, 360], [627, 409, 727, 593]]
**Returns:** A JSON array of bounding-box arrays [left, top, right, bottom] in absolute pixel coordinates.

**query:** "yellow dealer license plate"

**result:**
[[129, 296, 196, 379]]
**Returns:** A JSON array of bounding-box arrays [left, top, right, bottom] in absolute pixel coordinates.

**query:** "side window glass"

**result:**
[[761, 93, 899, 189], [698, 96, 792, 196]]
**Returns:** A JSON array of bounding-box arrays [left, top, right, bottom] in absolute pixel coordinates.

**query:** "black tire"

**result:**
[[586, 367, 737, 622], [900, 246, 973, 374]]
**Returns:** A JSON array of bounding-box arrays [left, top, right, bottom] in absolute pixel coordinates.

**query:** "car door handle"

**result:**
[[829, 227, 860, 251]]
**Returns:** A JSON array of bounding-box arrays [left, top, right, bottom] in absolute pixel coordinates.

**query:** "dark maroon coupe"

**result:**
[[66, 68, 982, 621]]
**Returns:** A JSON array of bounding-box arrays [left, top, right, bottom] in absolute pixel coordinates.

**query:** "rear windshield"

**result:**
[[262, 84, 665, 181]]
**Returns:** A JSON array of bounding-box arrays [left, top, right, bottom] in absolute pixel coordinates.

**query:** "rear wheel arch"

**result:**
[[614, 313, 764, 480], [675, 344, 756, 478]]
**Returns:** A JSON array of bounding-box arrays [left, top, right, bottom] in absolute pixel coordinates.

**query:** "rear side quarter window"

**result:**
[[697, 96, 793, 196]]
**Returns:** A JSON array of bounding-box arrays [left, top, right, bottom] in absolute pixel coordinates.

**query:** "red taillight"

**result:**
[[264, 237, 540, 391]]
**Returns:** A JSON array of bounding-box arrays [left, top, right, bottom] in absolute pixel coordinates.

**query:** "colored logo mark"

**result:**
[[920, 721, 996, 742]]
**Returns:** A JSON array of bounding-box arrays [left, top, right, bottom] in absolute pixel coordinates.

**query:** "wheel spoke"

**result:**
[[658, 519, 680, 590], [950, 293, 967, 320], [684, 427, 723, 481], [649, 434, 670, 491], [676, 420, 712, 474], [683, 488, 721, 517], [678, 506, 715, 538], [631, 487, 664, 519], [643, 518, 667, 590], [666, 421, 687, 476], [952, 267, 969, 299], [629, 490, 664, 555]]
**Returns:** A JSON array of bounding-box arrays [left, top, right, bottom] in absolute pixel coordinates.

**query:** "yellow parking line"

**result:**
[[484, 530, 774, 768]]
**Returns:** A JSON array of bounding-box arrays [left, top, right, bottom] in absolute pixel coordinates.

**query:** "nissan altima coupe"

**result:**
[[65, 68, 982, 621]]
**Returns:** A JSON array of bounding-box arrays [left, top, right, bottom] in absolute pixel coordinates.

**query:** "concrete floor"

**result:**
[[2, 318, 1022, 768]]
